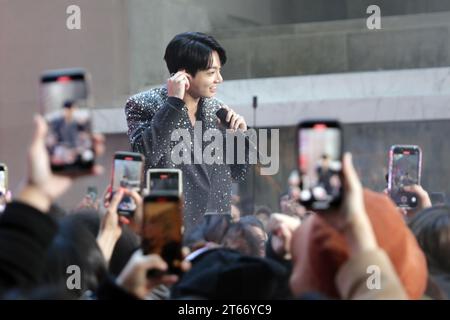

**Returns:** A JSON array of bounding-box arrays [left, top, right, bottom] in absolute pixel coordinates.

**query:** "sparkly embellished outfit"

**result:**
[[125, 87, 248, 236]]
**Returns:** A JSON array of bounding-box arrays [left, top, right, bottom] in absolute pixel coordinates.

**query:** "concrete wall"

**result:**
[[188, 0, 273, 29], [127, 0, 211, 91], [214, 11, 450, 80], [271, 0, 450, 24], [123, 0, 275, 91]]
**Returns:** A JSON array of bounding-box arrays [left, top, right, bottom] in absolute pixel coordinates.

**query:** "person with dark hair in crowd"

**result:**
[[409, 205, 450, 299], [0, 115, 187, 300], [279, 192, 290, 213], [171, 247, 289, 300], [316, 154, 336, 196], [221, 215, 267, 257], [0, 115, 103, 297], [42, 213, 108, 299], [125, 32, 250, 238], [254, 205, 271, 231]]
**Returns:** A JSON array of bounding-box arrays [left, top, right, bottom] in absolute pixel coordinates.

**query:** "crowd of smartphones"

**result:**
[[108, 150, 184, 277], [102, 151, 182, 276], [296, 120, 427, 211], [0, 67, 440, 275]]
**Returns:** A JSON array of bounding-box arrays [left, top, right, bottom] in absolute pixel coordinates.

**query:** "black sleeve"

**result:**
[[126, 95, 187, 167], [0, 201, 57, 290]]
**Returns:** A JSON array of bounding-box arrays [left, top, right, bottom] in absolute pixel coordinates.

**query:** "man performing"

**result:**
[[125, 32, 249, 237]]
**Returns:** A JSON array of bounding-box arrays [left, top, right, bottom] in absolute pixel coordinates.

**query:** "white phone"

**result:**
[[146, 169, 183, 196]]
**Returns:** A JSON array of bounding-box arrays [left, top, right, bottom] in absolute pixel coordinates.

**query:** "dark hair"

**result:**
[[164, 32, 227, 76], [203, 214, 231, 244], [222, 216, 266, 257], [408, 206, 450, 272], [42, 213, 107, 298], [279, 192, 289, 202], [239, 215, 265, 233], [63, 100, 74, 108], [109, 225, 140, 276], [255, 205, 272, 217]]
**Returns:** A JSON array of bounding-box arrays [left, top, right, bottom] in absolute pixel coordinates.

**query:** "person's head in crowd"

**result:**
[[409, 206, 450, 299], [202, 214, 231, 244], [320, 154, 330, 170], [42, 213, 107, 298], [171, 248, 288, 299], [230, 204, 241, 222], [278, 188, 308, 220], [222, 215, 267, 257], [62, 100, 76, 122], [184, 223, 208, 252], [68, 207, 101, 234], [47, 203, 68, 220], [239, 196, 255, 216], [108, 224, 140, 276], [63, 100, 74, 109], [288, 170, 300, 188], [290, 188, 427, 299], [49, 195, 141, 295], [254, 205, 271, 231], [279, 192, 290, 214], [288, 186, 301, 201]]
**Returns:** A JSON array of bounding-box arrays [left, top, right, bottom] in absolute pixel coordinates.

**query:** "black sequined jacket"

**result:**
[[125, 87, 249, 235]]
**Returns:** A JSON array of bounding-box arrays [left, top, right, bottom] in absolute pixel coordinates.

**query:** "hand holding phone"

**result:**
[[321, 153, 378, 254], [110, 152, 144, 217], [116, 249, 180, 299], [297, 120, 343, 210], [388, 145, 422, 209]]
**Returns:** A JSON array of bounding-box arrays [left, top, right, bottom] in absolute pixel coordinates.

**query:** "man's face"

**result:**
[[187, 51, 223, 99]]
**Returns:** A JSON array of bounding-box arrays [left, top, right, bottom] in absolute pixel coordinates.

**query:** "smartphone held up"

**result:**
[[110, 152, 144, 217], [297, 120, 343, 210], [142, 193, 184, 277], [387, 145, 422, 209], [39, 68, 95, 175]]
